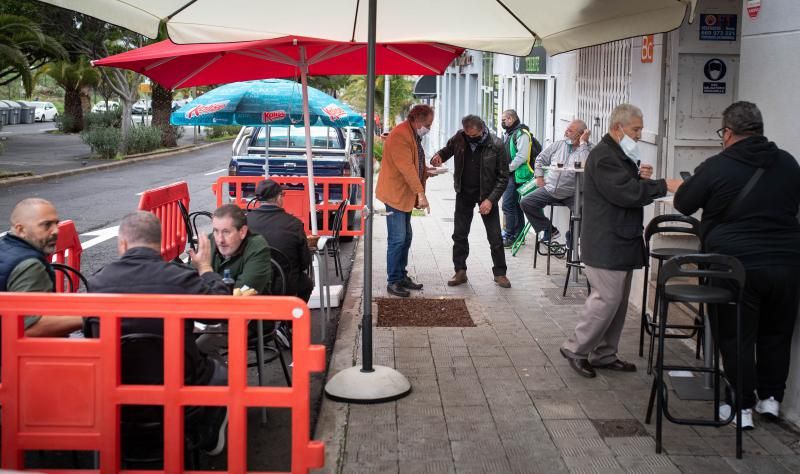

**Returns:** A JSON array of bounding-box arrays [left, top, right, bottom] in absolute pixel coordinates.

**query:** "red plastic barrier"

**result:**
[[0, 293, 326, 473], [138, 182, 190, 261], [212, 176, 365, 236], [50, 220, 83, 293]]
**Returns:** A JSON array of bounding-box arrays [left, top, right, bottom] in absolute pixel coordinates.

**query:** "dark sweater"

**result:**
[[673, 135, 800, 269]]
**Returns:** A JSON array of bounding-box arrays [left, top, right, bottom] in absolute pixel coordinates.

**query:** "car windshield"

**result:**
[[253, 125, 343, 149]]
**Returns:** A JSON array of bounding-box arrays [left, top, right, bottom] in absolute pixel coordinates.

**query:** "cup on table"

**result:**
[[557, 162, 564, 168], [574, 161, 582, 169]]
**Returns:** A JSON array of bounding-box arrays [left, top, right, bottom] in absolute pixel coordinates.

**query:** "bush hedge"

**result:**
[[204, 125, 241, 139], [126, 125, 162, 155], [81, 127, 121, 159]]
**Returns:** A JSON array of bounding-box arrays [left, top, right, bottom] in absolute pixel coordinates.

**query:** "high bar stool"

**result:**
[[645, 253, 745, 459], [562, 212, 590, 296], [639, 214, 701, 373], [532, 203, 569, 275]]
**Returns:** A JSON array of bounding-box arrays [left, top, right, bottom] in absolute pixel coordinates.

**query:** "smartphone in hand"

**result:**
[[680, 171, 691, 181]]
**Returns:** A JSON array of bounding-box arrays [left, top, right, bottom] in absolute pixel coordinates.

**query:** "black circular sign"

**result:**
[[704, 59, 727, 82]]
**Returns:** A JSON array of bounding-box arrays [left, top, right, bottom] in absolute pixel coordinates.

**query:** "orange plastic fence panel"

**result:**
[[212, 176, 366, 236], [50, 220, 83, 293], [0, 293, 326, 474], [137, 182, 190, 261]]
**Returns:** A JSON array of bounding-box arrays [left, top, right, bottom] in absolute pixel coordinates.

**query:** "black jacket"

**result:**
[[674, 135, 800, 269], [247, 204, 311, 296], [581, 134, 667, 271], [436, 130, 509, 203], [88, 247, 230, 385]]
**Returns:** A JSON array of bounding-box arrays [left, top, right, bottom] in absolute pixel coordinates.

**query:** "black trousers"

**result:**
[[712, 265, 800, 408], [452, 193, 507, 277]]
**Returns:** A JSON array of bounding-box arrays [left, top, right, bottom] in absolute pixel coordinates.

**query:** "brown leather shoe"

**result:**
[[494, 275, 511, 288], [447, 270, 468, 286], [592, 359, 637, 372]]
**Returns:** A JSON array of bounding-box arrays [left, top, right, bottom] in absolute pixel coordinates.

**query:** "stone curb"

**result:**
[[312, 239, 365, 474], [0, 139, 233, 187]]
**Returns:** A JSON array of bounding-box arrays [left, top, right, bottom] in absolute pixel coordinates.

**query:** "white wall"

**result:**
[[738, 0, 800, 427], [549, 52, 579, 140]]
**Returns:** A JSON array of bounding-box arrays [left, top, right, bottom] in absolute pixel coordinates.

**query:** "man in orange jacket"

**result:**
[[375, 104, 433, 297]]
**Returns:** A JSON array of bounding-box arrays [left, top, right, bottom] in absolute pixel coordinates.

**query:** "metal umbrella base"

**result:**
[[325, 365, 412, 404]]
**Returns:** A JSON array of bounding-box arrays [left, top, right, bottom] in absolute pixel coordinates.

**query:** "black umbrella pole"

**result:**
[[361, 0, 378, 373]]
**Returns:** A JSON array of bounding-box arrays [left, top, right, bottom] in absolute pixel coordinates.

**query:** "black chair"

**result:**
[[562, 213, 591, 296], [639, 214, 702, 373], [644, 254, 745, 459], [119, 333, 212, 469], [51, 262, 90, 293], [178, 201, 212, 253], [326, 199, 348, 279]]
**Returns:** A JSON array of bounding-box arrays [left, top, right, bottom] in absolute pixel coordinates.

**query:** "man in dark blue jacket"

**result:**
[[560, 104, 681, 378], [674, 101, 800, 428]]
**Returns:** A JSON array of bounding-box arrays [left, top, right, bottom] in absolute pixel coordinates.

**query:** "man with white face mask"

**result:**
[[376, 104, 434, 297], [559, 104, 682, 379]]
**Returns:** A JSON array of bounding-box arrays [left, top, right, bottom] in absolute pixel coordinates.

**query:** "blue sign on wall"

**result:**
[[699, 14, 738, 41]]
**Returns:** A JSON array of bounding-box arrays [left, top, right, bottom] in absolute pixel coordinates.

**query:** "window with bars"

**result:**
[[576, 39, 632, 137]]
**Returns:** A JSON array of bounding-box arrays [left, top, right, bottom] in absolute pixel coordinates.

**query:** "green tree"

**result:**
[[341, 75, 415, 128], [45, 56, 100, 133], [307, 76, 351, 98], [0, 14, 66, 96]]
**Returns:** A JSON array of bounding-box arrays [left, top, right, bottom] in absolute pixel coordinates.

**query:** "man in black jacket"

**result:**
[[88, 211, 230, 455], [560, 104, 681, 378], [431, 115, 511, 288], [247, 179, 313, 301], [674, 101, 800, 427]]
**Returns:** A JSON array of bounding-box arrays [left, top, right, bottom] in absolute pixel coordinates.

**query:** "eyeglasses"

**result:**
[[715, 127, 728, 139]]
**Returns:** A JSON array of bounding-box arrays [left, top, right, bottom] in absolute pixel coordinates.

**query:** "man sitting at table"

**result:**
[[87, 211, 230, 456], [246, 179, 313, 302], [520, 120, 592, 244], [209, 204, 272, 296]]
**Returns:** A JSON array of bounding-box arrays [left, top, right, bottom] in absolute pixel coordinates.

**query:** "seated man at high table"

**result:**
[[87, 211, 230, 456], [246, 179, 313, 302]]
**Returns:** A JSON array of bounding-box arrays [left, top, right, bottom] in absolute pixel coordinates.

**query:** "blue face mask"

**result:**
[[619, 133, 640, 162]]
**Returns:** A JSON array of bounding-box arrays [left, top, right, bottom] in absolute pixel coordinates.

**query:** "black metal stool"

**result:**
[[639, 215, 701, 373], [533, 203, 569, 275], [562, 212, 590, 296], [645, 253, 745, 459]]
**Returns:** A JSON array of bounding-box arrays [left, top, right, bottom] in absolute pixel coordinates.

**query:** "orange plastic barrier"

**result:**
[[0, 293, 326, 473], [212, 176, 365, 237], [138, 181, 190, 261], [50, 220, 83, 293]]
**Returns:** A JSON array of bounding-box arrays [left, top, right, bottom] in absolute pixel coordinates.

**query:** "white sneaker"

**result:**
[[755, 396, 780, 419], [719, 404, 754, 430]]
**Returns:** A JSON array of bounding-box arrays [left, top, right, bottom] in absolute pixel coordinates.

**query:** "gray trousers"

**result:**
[[520, 187, 574, 234], [562, 265, 633, 365]]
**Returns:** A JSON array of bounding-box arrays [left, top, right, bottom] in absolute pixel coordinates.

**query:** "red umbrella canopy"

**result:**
[[93, 36, 464, 90]]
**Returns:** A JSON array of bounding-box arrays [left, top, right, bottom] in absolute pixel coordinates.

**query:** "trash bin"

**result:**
[[0, 101, 9, 126], [15, 101, 36, 124], [1, 100, 21, 125]]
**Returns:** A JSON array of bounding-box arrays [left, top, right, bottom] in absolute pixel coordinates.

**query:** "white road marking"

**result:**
[[204, 168, 227, 176], [80, 226, 119, 249], [135, 192, 144, 196]]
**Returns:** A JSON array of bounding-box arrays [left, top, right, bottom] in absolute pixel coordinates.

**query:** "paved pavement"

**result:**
[[314, 173, 800, 473]]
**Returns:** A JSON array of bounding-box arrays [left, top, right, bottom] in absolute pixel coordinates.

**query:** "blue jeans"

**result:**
[[501, 175, 524, 240], [385, 204, 412, 284]]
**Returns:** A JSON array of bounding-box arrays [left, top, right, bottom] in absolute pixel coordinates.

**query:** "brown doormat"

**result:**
[[376, 297, 475, 327]]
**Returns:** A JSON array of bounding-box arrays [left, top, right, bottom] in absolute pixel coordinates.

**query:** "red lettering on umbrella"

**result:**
[[262, 110, 287, 122], [185, 101, 229, 119], [322, 104, 347, 121]]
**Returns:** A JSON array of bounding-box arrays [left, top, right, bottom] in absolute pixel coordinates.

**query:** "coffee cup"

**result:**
[[556, 162, 564, 168], [574, 161, 582, 169]]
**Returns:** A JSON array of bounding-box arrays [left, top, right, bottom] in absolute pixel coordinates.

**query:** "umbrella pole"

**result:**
[[324, 0, 411, 404], [300, 47, 319, 235]]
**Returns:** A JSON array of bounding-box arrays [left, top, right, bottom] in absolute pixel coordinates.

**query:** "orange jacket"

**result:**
[[376, 121, 427, 212]]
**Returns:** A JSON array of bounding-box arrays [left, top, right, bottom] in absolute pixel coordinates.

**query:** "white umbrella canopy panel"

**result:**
[[40, 0, 696, 56]]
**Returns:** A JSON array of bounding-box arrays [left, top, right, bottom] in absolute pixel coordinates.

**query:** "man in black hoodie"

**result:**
[[674, 101, 800, 427]]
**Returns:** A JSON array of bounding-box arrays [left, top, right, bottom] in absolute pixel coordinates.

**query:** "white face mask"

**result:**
[[416, 126, 430, 137], [619, 133, 640, 161]]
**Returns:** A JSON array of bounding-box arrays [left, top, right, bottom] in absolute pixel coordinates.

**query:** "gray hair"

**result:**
[[502, 109, 519, 121], [608, 104, 643, 132], [9, 198, 54, 228], [119, 211, 161, 246], [461, 114, 485, 131], [722, 101, 763, 136], [572, 119, 588, 133]]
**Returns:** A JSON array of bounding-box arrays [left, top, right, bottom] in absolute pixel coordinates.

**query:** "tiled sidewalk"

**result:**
[[314, 174, 800, 474]]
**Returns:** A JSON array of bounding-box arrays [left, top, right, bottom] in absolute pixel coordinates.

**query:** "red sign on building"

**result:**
[[747, 0, 762, 20], [641, 35, 655, 63]]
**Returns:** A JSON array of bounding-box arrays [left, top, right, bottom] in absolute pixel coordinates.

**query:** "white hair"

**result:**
[[608, 104, 643, 132]]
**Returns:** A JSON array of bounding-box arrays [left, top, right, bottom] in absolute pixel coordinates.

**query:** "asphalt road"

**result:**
[[0, 142, 357, 471]]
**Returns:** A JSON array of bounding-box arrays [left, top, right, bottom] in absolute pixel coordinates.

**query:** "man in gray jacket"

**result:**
[[559, 104, 681, 378], [520, 119, 591, 243]]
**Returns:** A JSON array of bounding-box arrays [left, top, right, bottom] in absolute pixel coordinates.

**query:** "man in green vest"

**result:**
[[501, 109, 542, 247]]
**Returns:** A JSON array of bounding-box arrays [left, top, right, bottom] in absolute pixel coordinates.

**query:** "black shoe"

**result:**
[[387, 282, 410, 297], [202, 407, 228, 456], [400, 276, 423, 290], [502, 237, 515, 248], [560, 348, 596, 378], [591, 359, 636, 372]]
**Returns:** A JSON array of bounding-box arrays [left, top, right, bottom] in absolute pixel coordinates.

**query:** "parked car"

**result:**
[[91, 101, 120, 113], [132, 99, 152, 115], [344, 126, 367, 177], [29, 101, 58, 122]]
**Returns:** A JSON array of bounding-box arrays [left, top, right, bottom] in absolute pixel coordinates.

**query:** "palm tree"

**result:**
[[0, 14, 66, 96], [45, 57, 100, 133], [341, 75, 415, 128]]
